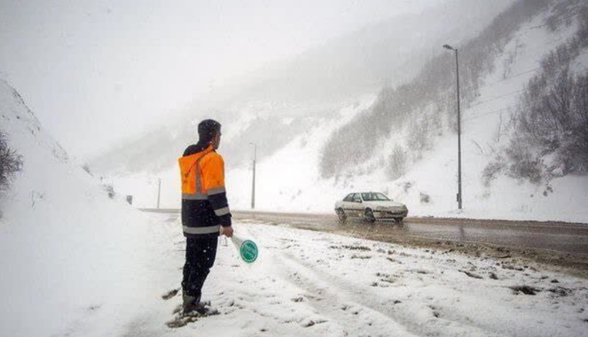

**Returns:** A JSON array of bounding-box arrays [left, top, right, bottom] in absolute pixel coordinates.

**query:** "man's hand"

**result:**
[[221, 226, 234, 238]]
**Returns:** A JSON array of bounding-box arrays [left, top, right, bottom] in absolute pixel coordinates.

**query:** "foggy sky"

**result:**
[[0, 0, 443, 159]]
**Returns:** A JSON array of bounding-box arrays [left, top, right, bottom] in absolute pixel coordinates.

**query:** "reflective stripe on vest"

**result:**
[[183, 225, 220, 235], [181, 193, 208, 200], [214, 206, 230, 216], [207, 187, 226, 195]]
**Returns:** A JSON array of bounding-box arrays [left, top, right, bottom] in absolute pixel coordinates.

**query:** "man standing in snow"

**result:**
[[178, 119, 233, 314]]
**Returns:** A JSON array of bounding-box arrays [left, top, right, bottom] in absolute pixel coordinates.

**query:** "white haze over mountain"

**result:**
[[90, 0, 515, 174], [0, 0, 446, 159]]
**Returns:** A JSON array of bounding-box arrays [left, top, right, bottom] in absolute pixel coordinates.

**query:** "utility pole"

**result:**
[[250, 143, 256, 209], [157, 177, 161, 209], [443, 44, 463, 210]]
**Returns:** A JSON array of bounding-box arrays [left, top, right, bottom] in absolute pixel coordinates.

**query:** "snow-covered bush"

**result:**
[[387, 145, 407, 179], [0, 130, 23, 192]]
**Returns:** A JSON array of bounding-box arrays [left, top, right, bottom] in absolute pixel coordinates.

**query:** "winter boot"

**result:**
[[182, 291, 201, 315]]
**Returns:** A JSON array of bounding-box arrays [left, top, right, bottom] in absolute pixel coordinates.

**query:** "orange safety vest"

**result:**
[[178, 144, 230, 236], [178, 145, 226, 198]]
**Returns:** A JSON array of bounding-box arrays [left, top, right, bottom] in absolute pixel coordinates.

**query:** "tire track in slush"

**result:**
[[240, 225, 414, 335], [244, 224, 492, 336]]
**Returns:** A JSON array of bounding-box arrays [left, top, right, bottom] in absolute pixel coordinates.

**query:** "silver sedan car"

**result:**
[[335, 192, 408, 223]]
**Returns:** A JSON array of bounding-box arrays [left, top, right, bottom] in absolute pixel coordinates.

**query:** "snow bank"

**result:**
[[0, 79, 173, 335]]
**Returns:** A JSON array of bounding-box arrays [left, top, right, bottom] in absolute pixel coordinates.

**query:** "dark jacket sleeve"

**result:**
[[203, 153, 232, 227]]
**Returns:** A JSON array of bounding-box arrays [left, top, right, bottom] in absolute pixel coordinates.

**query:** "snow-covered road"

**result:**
[[125, 212, 587, 336]]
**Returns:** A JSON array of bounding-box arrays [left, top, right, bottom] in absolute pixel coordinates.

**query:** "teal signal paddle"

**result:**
[[231, 236, 259, 263]]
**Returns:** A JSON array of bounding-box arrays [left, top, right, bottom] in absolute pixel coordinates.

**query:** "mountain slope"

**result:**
[[89, 0, 515, 175], [225, 0, 587, 222], [0, 79, 170, 335], [95, 0, 586, 223]]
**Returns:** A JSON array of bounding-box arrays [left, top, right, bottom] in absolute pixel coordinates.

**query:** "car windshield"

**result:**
[[361, 193, 389, 201]]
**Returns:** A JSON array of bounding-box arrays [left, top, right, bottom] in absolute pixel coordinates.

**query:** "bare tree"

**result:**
[[387, 145, 407, 179], [517, 69, 587, 175], [0, 131, 23, 192]]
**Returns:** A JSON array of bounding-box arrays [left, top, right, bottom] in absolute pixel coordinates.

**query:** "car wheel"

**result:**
[[394, 217, 404, 223], [364, 209, 376, 223], [336, 209, 347, 223]]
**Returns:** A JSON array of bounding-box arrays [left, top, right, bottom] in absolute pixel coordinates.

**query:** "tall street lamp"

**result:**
[[444, 45, 462, 210], [249, 143, 257, 209]]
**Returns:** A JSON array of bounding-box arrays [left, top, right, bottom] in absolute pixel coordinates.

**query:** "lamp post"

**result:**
[[157, 177, 161, 209], [444, 45, 462, 210], [250, 143, 258, 210]]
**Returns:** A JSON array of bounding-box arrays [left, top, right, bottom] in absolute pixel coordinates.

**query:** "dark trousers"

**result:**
[[182, 236, 218, 299]]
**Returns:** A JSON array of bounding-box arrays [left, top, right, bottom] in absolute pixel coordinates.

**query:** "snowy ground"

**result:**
[[0, 78, 172, 336], [117, 213, 587, 337]]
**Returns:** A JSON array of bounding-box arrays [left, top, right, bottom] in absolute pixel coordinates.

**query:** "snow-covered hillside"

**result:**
[[99, 0, 586, 223], [0, 79, 172, 335], [226, 0, 588, 222], [89, 0, 515, 175]]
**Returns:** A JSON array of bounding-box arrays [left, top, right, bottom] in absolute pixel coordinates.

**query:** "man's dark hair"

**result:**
[[198, 119, 221, 143]]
